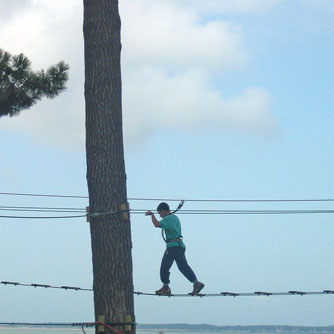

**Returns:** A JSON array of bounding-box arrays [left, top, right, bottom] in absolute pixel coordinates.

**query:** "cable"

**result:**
[[0, 322, 78, 326], [130, 209, 334, 215], [1, 281, 92, 291], [0, 208, 86, 213], [0, 214, 88, 219], [0, 205, 86, 211], [1, 280, 334, 298], [0, 191, 88, 199], [0, 321, 131, 334], [2, 209, 334, 219], [0, 208, 126, 219], [134, 290, 334, 297], [129, 198, 334, 203], [1, 196, 334, 219], [1, 191, 334, 202]]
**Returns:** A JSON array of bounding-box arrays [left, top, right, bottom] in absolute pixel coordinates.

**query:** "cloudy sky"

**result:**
[[1, 0, 334, 327]]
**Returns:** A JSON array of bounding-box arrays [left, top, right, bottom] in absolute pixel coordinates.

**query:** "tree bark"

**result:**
[[83, 1, 135, 333]]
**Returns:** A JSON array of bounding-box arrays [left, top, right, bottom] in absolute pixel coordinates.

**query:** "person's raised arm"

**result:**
[[145, 210, 160, 227]]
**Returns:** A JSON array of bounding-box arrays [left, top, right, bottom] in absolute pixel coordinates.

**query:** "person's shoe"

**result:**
[[155, 285, 171, 295], [190, 281, 205, 295]]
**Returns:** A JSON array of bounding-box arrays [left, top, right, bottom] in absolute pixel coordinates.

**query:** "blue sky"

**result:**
[[0, 0, 334, 326]]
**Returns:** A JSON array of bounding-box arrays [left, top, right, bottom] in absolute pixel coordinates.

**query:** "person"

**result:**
[[145, 202, 204, 295]]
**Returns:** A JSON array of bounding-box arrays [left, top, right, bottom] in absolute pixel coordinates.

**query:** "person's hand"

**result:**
[[145, 210, 153, 216]]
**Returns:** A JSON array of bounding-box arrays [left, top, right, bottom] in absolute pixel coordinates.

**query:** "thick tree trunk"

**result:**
[[83, 1, 135, 333]]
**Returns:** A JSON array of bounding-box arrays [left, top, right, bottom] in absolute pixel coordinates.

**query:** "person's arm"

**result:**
[[145, 211, 160, 227]]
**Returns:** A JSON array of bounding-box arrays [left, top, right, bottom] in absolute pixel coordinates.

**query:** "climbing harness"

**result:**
[[161, 200, 184, 243]]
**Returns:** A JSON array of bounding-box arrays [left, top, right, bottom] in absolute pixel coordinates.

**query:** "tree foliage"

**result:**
[[0, 48, 69, 117]]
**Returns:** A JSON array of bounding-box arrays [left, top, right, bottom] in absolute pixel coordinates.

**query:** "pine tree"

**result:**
[[0, 48, 69, 117], [83, 0, 135, 333]]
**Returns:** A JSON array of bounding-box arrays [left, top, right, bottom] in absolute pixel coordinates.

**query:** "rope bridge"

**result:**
[[1, 280, 334, 298]]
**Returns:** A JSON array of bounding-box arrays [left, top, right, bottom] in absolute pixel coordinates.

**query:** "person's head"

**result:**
[[157, 202, 170, 218]]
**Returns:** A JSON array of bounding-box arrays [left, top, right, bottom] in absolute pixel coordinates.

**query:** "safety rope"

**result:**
[[161, 200, 184, 242], [81, 321, 126, 334], [1, 280, 334, 298]]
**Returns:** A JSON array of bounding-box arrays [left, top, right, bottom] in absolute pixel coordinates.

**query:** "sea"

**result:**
[[0, 329, 216, 334], [0, 329, 183, 334], [0, 329, 225, 334], [0, 329, 324, 334], [0, 330, 256, 334], [0, 328, 94, 334]]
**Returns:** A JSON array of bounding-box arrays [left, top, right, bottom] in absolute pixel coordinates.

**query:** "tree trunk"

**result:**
[[83, 1, 135, 333]]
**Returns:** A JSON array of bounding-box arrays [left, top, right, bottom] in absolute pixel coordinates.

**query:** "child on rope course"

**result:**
[[145, 202, 205, 296]]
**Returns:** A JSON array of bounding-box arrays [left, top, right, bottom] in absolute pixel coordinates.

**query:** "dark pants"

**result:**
[[160, 246, 197, 284]]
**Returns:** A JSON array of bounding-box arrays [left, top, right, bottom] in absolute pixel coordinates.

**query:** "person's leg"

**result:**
[[160, 248, 175, 284], [174, 247, 197, 283], [156, 248, 176, 295], [175, 247, 205, 295]]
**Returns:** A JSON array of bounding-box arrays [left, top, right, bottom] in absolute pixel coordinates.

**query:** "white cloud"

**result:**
[[123, 68, 276, 147], [121, 0, 247, 71], [0, 0, 277, 151], [121, 0, 277, 146], [0, 0, 82, 67], [149, 0, 283, 14], [0, 0, 33, 22]]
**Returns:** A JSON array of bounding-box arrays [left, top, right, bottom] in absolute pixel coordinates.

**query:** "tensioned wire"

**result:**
[[1, 280, 334, 298], [0, 205, 86, 213], [1, 207, 334, 219], [0, 192, 334, 218], [1, 191, 334, 202]]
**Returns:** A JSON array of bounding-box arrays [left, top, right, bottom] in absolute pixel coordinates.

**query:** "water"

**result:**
[[0, 327, 94, 334], [0, 329, 171, 334], [0, 329, 197, 334], [0, 330, 300, 334], [0, 330, 191, 334]]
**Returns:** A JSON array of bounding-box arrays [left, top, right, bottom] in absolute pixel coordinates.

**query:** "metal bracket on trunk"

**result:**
[[86, 206, 90, 222], [98, 315, 105, 333], [124, 315, 132, 332], [119, 202, 130, 222]]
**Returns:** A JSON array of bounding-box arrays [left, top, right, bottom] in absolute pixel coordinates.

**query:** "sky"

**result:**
[[0, 0, 334, 327]]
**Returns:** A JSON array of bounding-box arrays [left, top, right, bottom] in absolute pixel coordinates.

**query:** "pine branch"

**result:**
[[0, 48, 69, 117]]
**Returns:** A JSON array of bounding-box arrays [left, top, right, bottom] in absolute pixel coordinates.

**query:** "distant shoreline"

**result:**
[[138, 331, 334, 334], [1, 324, 334, 333], [137, 325, 334, 333]]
